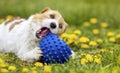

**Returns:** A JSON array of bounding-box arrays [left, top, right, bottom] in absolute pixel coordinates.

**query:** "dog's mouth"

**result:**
[[36, 27, 50, 39]]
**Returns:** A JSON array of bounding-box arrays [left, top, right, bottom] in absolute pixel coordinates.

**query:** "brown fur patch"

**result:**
[[4, 16, 21, 25], [9, 20, 23, 31]]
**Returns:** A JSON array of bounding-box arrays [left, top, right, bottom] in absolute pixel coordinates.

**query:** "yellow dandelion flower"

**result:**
[[22, 67, 29, 73], [79, 36, 90, 43], [0, 63, 7, 67], [100, 49, 107, 53], [81, 58, 88, 65], [89, 41, 97, 47], [61, 33, 68, 39], [107, 32, 114, 37], [83, 22, 91, 27], [73, 30, 82, 35], [101, 22, 108, 28], [6, 15, 13, 20], [8, 65, 16, 71], [96, 38, 103, 43], [94, 54, 102, 58], [44, 65, 51, 73], [0, 58, 4, 64], [69, 34, 77, 40], [67, 39, 73, 45], [74, 41, 79, 45], [90, 18, 98, 24], [109, 37, 116, 43], [85, 54, 93, 62], [0, 68, 8, 73], [0, 18, 4, 24], [34, 62, 43, 67], [31, 70, 38, 73], [81, 44, 89, 49], [92, 29, 100, 35], [94, 58, 101, 64], [116, 34, 120, 39]]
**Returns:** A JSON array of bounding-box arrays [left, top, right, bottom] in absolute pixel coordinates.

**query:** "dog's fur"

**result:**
[[0, 8, 75, 63]]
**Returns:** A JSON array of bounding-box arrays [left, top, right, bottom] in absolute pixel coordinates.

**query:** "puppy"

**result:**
[[0, 8, 75, 63]]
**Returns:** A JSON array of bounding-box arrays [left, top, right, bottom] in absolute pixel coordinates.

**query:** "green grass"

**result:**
[[0, 0, 120, 28], [0, 0, 120, 73]]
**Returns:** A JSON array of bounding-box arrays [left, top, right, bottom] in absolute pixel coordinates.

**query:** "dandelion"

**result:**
[[89, 41, 97, 47], [96, 38, 103, 43], [0, 58, 4, 64], [69, 34, 77, 40], [8, 65, 16, 71], [79, 36, 90, 43], [107, 32, 114, 37], [67, 39, 73, 45], [116, 34, 120, 39], [81, 58, 88, 65], [101, 22, 108, 28], [6, 15, 13, 20], [94, 54, 102, 58], [94, 57, 101, 64], [83, 22, 90, 27], [100, 49, 107, 53], [31, 70, 38, 73], [90, 18, 98, 24], [109, 37, 116, 43], [81, 44, 89, 49], [0, 18, 4, 23], [0, 63, 7, 68], [61, 33, 68, 39], [34, 62, 43, 67], [92, 29, 100, 35], [22, 67, 29, 73], [74, 41, 79, 45], [73, 30, 82, 35], [44, 65, 51, 73], [0, 68, 8, 73], [85, 54, 93, 62]]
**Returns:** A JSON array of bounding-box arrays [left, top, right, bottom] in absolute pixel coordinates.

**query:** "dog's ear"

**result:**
[[40, 8, 51, 13]]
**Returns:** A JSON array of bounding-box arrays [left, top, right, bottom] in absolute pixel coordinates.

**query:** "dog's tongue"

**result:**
[[36, 27, 50, 38]]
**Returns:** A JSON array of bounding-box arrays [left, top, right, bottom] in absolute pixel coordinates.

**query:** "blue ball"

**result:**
[[39, 32, 72, 64]]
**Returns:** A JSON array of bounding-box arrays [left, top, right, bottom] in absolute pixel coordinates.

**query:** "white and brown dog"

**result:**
[[0, 8, 75, 63]]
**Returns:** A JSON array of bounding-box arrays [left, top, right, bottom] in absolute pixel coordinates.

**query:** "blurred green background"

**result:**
[[0, 0, 120, 28]]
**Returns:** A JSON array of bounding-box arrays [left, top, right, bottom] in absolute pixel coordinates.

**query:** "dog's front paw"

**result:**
[[31, 47, 43, 61], [22, 47, 43, 63]]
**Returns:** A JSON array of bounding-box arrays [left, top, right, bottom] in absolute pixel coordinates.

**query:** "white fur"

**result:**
[[0, 14, 75, 63]]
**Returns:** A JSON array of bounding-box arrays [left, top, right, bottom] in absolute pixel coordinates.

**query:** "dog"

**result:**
[[0, 8, 75, 63]]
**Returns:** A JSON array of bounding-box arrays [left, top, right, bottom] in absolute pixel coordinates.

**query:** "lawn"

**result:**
[[0, 0, 120, 73]]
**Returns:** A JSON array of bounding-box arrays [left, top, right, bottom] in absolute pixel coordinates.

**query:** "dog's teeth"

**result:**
[[37, 32, 39, 34], [39, 36, 42, 38]]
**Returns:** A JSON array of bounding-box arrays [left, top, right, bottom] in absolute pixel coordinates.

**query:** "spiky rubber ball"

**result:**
[[39, 32, 72, 64]]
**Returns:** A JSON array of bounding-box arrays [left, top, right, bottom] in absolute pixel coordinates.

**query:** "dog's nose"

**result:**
[[50, 22, 56, 29]]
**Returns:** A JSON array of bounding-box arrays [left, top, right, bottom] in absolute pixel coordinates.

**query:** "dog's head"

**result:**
[[30, 8, 68, 39]]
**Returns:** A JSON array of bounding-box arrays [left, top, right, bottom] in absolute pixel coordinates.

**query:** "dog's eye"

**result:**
[[59, 24, 62, 29], [50, 14, 55, 19]]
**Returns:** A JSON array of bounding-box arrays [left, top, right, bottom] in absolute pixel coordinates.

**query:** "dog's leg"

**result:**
[[18, 47, 42, 63]]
